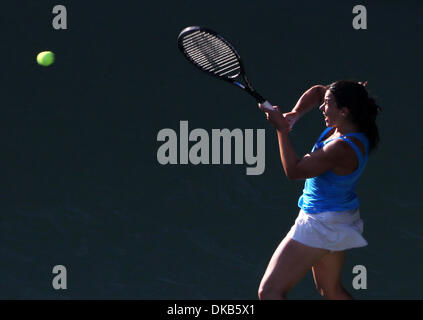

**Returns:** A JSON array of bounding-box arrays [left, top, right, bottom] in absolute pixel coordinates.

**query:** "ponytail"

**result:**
[[328, 80, 381, 153], [360, 96, 381, 152]]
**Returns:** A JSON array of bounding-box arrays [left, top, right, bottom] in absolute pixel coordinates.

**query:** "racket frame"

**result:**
[[177, 26, 269, 105]]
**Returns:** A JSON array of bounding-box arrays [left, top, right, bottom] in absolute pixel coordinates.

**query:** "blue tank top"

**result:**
[[298, 127, 370, 214]]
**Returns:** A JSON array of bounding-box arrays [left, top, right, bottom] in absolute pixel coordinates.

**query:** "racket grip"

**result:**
[[260, 100, 274, 112]]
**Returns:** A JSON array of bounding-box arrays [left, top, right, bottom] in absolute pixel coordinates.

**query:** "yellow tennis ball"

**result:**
[[37, 51, 55, 67]]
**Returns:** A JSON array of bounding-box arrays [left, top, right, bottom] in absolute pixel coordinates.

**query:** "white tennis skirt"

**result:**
[[286, 208, 368, 251]]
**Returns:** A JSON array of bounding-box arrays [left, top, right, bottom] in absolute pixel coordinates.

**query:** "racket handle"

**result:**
[[260, 100, 274, 112]]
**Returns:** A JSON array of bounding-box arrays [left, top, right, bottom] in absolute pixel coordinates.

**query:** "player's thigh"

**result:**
[[312, 250, 346, 292], [260, 237, 329, 293]]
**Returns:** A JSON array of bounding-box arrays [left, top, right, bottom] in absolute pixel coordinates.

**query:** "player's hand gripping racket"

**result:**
[[177, 26, 274, 112]]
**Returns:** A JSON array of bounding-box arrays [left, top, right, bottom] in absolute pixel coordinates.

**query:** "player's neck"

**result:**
[[333, 122, 360, 136]]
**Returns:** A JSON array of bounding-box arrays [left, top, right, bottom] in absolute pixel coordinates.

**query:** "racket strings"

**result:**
[[181, 31, 241, 78]]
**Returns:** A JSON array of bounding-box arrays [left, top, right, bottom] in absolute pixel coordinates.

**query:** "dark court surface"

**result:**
[[1, 0, 422, 299]]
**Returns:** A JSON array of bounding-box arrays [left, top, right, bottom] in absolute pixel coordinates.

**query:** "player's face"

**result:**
[[319, 90, 342, 127]]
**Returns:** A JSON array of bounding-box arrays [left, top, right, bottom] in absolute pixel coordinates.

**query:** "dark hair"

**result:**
[[328, 80, 381, 153]]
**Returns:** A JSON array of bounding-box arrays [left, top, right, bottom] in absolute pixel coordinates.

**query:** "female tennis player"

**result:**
[[257, 80, 381, 300]]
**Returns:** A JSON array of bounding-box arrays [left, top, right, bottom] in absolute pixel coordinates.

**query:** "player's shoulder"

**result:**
[[322, 138, 355, 159]]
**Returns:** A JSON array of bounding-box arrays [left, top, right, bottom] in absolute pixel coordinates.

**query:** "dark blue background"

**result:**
[[1, 0, 422, 299]]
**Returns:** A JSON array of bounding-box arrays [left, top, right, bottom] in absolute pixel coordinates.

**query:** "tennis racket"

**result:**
[[177, 26, 274, 112]]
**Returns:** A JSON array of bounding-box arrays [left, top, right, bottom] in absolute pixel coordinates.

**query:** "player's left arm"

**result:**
[[258, 104, 348, 180], [276, 133, 347, 180]]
